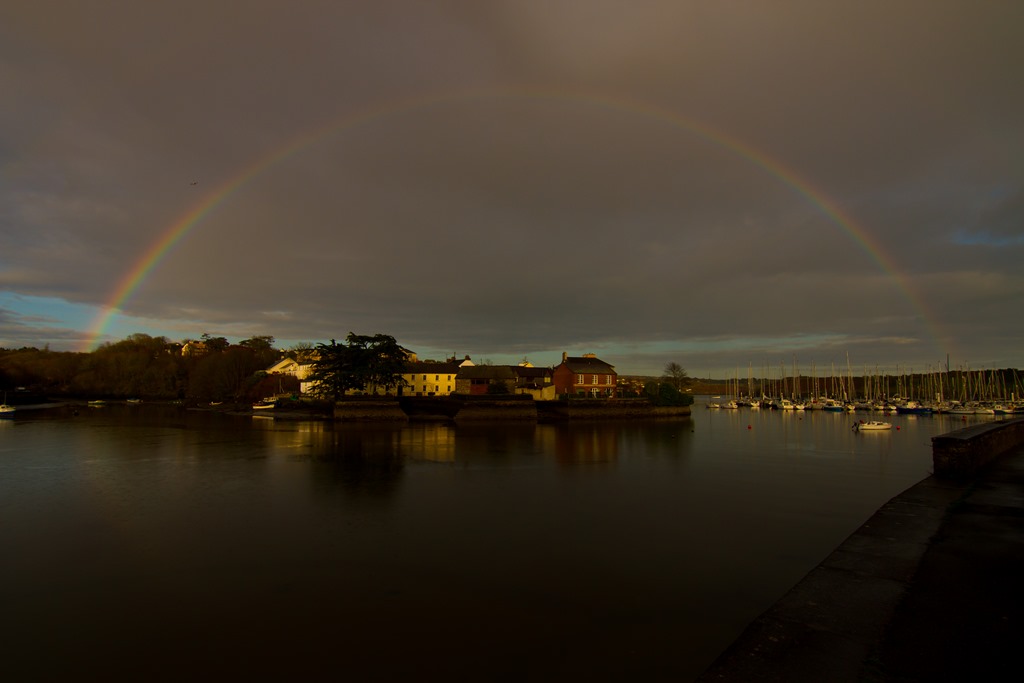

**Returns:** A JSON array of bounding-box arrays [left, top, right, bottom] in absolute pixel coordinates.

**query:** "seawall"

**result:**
[[350, 396, 694, 422], [536, 398, 691, 421], [698, 416, 1024, 682], [932, 416, 1024, 479], [333, 398, 409, 422]]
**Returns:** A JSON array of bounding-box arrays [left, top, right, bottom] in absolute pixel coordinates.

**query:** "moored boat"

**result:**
[[895, 400, 933, 415], [853, 420, 892, 431]]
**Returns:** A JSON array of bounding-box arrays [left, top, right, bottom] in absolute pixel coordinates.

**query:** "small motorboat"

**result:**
[[853, 420, 892, 431]]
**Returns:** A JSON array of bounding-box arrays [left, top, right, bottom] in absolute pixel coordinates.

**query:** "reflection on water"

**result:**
[[0, 404, 987, 680]]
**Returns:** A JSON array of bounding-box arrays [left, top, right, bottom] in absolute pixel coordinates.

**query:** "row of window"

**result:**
[[575, 374, 614, 385]]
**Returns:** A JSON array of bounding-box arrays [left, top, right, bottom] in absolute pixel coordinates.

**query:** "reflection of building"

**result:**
[[398, 423, 456, 462], [550, 424, 620, 465], [553, 353, 618, 398]]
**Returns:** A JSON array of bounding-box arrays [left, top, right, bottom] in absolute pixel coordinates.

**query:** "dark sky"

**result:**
[[2, 1, 1022, 375]]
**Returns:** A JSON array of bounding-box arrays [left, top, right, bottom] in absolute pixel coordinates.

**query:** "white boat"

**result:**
[[854, 420, 892, 431], [0, 403, 15, 418], [779, 399, 795, 410]]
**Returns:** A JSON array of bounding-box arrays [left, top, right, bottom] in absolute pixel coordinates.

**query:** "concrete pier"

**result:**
[[699, 417, 1024, 682]]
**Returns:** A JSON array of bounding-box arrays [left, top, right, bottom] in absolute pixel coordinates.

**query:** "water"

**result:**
[[0, 403, 992, 680]]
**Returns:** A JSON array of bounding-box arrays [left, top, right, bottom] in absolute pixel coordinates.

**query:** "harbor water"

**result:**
[[0, 402, 997, 680]]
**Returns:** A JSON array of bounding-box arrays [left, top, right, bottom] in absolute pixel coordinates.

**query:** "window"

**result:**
[[576, 374, 584, 385], [592, 374, 598, 385]]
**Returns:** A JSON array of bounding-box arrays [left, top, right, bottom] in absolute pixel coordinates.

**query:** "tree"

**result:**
[[644, 381, 694, 407], [239, 335, 274, 351], [663, 362, 691, 390], [288, 342, 316, 362], [200, 333, 230, 352], [307, 333, 409, 399]]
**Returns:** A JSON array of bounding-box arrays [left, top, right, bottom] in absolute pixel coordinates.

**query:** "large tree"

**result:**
[[307, 333, 408, 399], [662, 362, 691, 390]]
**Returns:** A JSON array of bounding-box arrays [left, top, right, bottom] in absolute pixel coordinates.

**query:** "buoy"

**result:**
[[896, 426, 901, 431], [747, 424, 752, 429]]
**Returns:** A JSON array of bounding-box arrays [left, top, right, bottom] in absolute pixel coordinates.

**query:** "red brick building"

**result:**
[[552, 353, 617, 397]]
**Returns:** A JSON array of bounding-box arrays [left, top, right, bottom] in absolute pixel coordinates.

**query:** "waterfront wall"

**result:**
[[453, 398, 538, 422], [335, 396, 692, 422], [932, 417, 1024, 480], [333, 398, 409, 422], [535, 398, 691, 421]]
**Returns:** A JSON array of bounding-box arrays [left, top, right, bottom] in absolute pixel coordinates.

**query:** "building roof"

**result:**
[[456, 365, 518, 380], [560, 355, 616, 374], [514, 366, 553, 379], [404, 361, 460, 374], [265, 357, 299, 373]]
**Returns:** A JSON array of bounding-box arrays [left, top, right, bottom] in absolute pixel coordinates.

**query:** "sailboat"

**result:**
[[0, 392, 15, 418]]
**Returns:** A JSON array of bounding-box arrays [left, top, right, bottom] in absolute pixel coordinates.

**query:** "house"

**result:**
[[455, 365, 518, 395], [513, 365, 557, 401], [180, 340, 208, 357], [265, 357, 300, 376], [399, 360, 460, 396], [552, 352, 617, 397]]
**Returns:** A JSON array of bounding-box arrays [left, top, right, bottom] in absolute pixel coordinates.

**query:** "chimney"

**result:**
[[561, 352, 567, 363]]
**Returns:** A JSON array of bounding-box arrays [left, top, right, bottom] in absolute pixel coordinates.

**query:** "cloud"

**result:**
[[1, 1, 1022, 373]]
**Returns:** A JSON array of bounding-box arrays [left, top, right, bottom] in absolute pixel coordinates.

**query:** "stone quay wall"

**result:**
[[932, 416, 1024, 480], [535, 398, 691, 421], [334, 396, 692, 422], [333, 398, 409, 422]]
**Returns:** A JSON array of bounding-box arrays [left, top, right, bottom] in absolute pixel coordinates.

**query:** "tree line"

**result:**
[[3, 332, 698, 405], [0, 333, 294, 403]]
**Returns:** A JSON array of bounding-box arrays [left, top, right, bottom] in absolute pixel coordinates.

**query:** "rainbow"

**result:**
[[83, 86, 950, 354]]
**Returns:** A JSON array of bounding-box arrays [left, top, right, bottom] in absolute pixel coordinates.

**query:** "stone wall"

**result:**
[[335, 396, 693, 422], [333, 398, 409, 422], [932, 417, 1024, 480], [536, 398, 691, 421], [453, 397, 538, 422]]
